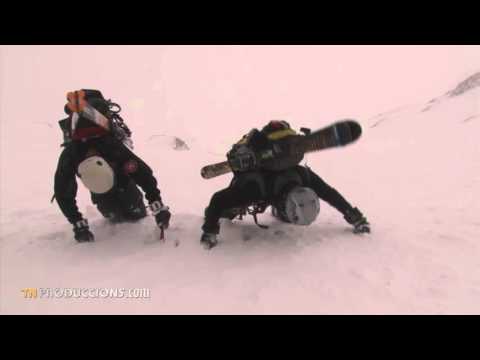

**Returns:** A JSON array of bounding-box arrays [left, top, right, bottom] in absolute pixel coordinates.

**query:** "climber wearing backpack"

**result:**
[[200, 120, 370, 249], [53, 89, 171, 243]]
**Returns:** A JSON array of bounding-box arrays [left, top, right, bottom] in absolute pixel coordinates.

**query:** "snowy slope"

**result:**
[[1, 46, 479, 314]]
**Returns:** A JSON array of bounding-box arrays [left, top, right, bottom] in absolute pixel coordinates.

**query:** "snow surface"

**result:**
[[1, 46, 479, 314]]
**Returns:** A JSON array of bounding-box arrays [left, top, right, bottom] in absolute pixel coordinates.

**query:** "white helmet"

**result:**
[[283, 186, 320, 225], [77, 156, 115, 194]]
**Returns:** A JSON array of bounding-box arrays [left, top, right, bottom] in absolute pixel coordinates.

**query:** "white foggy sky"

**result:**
[[1, 45, 479, 137]]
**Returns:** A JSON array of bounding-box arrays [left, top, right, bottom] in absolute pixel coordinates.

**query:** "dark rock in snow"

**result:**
[[173, 137, 189, 151], [447, 72, 480, 97]]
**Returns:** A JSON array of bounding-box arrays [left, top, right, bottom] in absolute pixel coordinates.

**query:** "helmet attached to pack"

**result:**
[[274, 186, 320, 225], [77, 156, 115, 194]]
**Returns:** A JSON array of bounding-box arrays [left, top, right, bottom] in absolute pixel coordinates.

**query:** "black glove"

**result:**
[[73, 219, 94, 242], [344, 207, 370, 234], [150, 200, 171, 229]]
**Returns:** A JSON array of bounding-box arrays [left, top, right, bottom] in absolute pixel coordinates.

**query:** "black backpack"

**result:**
[[58, 89, 133, 148]]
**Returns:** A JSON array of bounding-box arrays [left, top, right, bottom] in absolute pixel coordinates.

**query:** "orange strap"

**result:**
[[66, 90, 87, 113]]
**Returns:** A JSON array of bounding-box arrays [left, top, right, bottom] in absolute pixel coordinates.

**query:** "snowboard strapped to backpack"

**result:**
[[201, 120, 363, 179], [58, 89, 133, 149]]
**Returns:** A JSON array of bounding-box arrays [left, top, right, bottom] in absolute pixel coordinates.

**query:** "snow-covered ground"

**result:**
[[1, 46, 479, 314]]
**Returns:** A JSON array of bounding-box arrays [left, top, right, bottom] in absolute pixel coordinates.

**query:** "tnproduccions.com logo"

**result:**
[[21, 287, 151, 299]]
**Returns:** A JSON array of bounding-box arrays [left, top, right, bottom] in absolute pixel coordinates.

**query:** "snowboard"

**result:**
[[201, 119, 362, 179]]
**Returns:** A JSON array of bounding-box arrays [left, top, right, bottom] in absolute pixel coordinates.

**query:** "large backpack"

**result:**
[[229, 121, 305, 172], [58, 89, 133, 148]]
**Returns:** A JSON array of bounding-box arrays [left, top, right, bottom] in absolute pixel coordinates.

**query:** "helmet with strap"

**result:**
[[77, 156, 115, 194], [274, 186, 320, 225]]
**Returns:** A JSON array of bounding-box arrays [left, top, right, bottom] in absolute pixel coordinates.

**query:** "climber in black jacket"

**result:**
[[53, 89, 171, 243], [201, 120, 370, 249]]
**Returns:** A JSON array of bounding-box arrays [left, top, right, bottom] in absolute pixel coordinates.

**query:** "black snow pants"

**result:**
[[91, 177, 147, 223]]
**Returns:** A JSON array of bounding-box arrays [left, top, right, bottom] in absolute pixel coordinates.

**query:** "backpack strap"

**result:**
[[247, 202, 269, 229]]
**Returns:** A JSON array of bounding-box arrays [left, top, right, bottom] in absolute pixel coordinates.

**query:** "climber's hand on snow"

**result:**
[[353, 221, 370, 234], [150, 200, 171, 229], [344, 207, 370, 234], [73, 219, 94, 242]]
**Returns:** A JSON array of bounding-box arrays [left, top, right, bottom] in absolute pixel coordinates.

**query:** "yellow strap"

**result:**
[[236, 128, 297, 145], [267, 128, 297, 140]]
